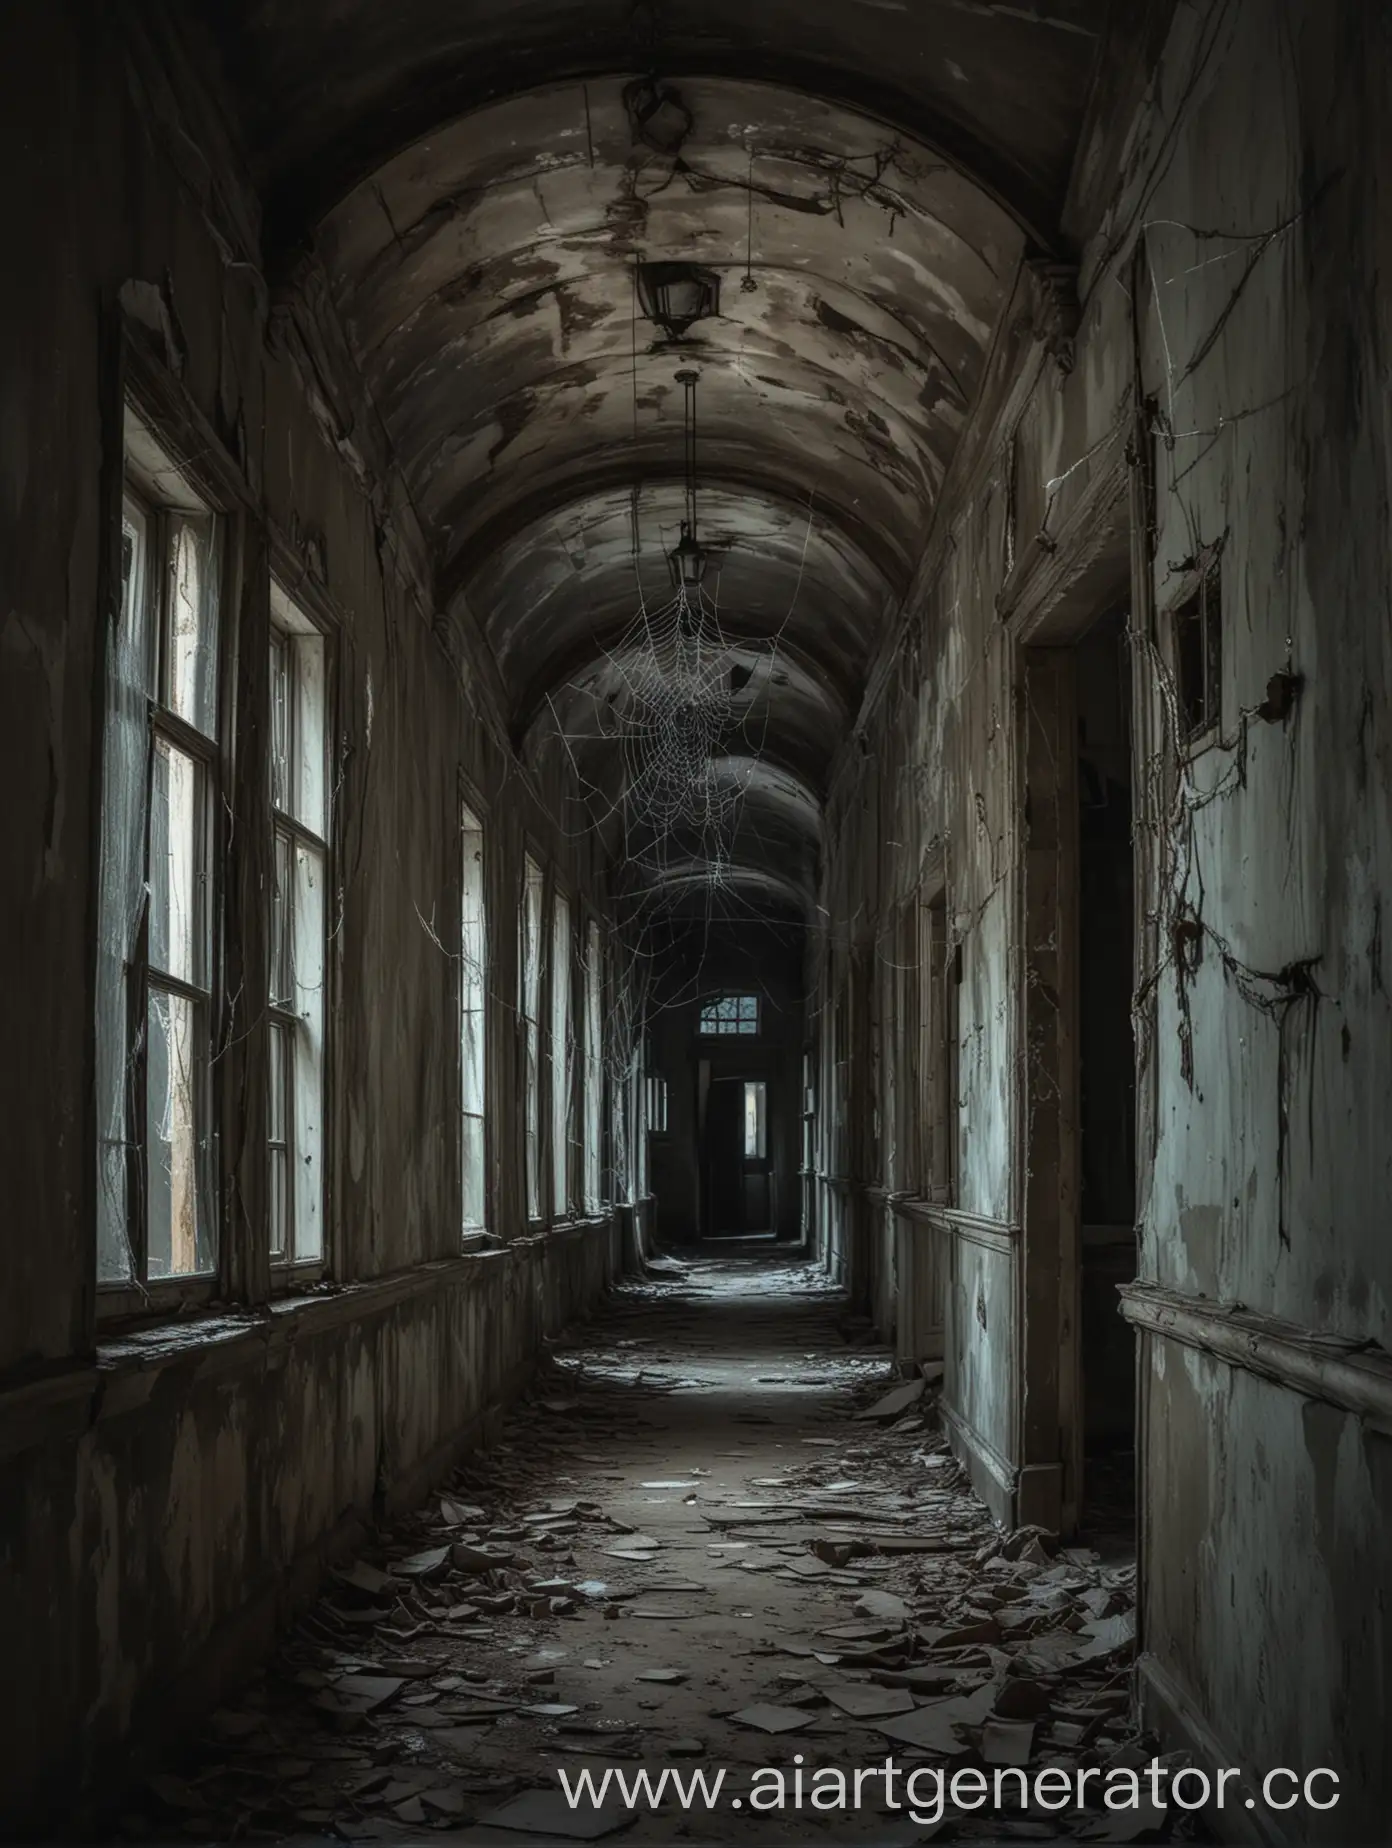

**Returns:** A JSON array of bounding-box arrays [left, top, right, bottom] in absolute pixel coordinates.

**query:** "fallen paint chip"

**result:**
[[330, 1674, 406, 1712], [854, 1380, 926, 1422], [982, 1718, 1035, 1765], [394, 1546, 450, 1580], [729, 1703, 816, 1734], [421, 1787, 466, 1816], [523, 1702, 580, 1717], [872, 1704, 972, 1755], [823, 1684, 916, 1719], [1078, 1610, 1136, 1657], [440, 1497, 487, 1524], [476, 1789, 636, 1838], [854, 1590, 909, 1622], [435, 1727, 488, 1754], [635, 1668, 688, 1683], [452, 1541, 508, 1572], [333, 1561, 394, 1598], [641, 1480, 698, 1490]]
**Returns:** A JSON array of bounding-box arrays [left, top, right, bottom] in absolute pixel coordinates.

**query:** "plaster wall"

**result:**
[[816, 0, 1392, 1803]]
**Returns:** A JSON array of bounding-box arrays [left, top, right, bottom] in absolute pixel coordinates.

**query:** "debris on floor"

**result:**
[[108, 1257, 1184, 1845]]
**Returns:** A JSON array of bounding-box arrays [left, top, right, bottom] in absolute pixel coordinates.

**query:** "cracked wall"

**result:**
[[813, 0, 1392, 1829]]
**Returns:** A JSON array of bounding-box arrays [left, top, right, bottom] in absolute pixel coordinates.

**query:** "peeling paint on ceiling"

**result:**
[[204, 6, 1109, 908]]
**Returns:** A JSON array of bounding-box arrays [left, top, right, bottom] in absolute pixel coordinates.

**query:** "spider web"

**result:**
[[546, 551, 800, 921]]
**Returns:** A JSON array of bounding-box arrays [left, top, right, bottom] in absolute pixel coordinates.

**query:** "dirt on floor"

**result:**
[[102, 1254, 1188, 1846]]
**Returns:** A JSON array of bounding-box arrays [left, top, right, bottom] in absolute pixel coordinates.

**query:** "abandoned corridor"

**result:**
[[3, 0, 1391, 1841], [100, 1256, 1142, 1844]]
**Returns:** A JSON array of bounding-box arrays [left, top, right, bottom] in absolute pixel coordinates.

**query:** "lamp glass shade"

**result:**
[[668, 526, 707, 588]]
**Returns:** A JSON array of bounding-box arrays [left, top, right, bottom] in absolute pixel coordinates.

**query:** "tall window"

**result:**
[[460, 802, 487, 1237], [268, 585, 328, 1265], [521, 856, 544, 1220], [583, 918, 603, 1211], [743, 1080, 767, 1159], [699, 993, 759, 1035], [551, 889, 574, 1217], [96, 407, 222, 1289]]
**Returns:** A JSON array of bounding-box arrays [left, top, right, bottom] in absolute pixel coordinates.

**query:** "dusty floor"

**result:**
[[114, 1253, 1168, 1846]]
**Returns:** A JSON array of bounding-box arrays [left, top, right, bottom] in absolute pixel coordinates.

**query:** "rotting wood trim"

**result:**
[[996, 445, 1131, 641], [877, 1190, 957, 1222], [1121, 1282, 1392, 1426], [921, 1207, 1021, 1256]]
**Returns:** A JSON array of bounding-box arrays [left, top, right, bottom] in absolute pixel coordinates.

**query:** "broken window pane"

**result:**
[[583, 920, 603, 1210], [149, 735, 203, 986], [269, 631, 291, 812], [269, 594, 329, 1264], [522, 857, 544, 1220], [552, 890, 573, 1216], [461, 804, 486, 1235], [165, 513, 220, 738], [146, 987, 211, 1278], [290, 837, 325, 1260], [96, 497, 157, 1283], [271, 826, 294, 1007], [462, 1114, 485, 1235], [268, 1019, 289, 1258]]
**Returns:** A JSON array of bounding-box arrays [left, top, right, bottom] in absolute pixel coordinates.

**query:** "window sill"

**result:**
[[543, 1210, 613, 1232], [1, 1253, 535, 1463], [96, 1274, 218, 1329], [268, 1257, 328, 1295]]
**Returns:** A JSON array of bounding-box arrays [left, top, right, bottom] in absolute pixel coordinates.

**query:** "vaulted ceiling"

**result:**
[[207, 0, 1119, 919]]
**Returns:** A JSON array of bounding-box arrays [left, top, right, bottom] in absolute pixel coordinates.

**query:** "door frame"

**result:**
[[1002, 449, 1138, 1539]]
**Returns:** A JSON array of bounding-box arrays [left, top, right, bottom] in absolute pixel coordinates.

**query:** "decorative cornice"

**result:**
[[1023, 256, 1082, 374]]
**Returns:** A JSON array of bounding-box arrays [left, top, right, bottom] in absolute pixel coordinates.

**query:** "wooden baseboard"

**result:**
[[940, 1397, 1016, 1527], [1136, 1651, 1279, 1845]]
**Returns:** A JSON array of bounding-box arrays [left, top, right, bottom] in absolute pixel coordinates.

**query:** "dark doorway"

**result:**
[[1075, 608, 1138, 1540], [704, 1076, 773, 1236]]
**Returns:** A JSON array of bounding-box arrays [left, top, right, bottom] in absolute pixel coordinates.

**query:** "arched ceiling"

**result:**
[[216, 0, 1111, 244], [204, 4, 1116, 916]]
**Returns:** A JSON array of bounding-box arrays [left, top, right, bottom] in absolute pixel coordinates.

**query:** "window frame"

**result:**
[[267, 581, 331, 1276], [549, 884, 576, 1221], [97, 407, 228, 1319], [520, 852, 546, 1223], [459, 793, 489, 1242], [582, 915, 605, 1213], [697, 992, 761, 1037]]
